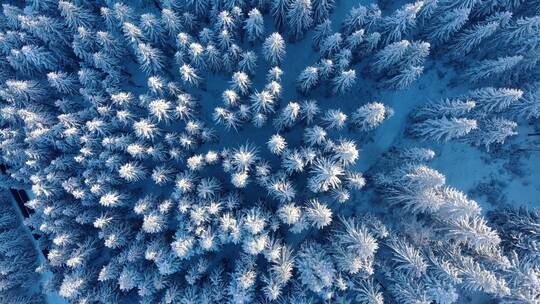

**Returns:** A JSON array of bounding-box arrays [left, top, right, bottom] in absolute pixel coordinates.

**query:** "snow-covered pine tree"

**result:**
[[455, 255, 510, 296], [287, 0, 314, 40], [230, 71, 251, 95], [161, 8, 182, 36], [427, 8, 470, 44], [238, 51, 258, 74], [244, 8, 264, 42], [514, 84, 540, 120], [470, 118, 517, 151], [353, 278, 384, 304], [297, 242, 336, 295], [469, 87, 523, 114], [386, 237, 428, 277], [179, 63, 202, 86], [308, 157, 345, 192], [7, 45, 58, 75], [313, 0, 335, 24], [498, 16, 540, 53], [379, 1, 424, 44], [271, 0, 290, 30], [136, 43, 165, 75], [331, 217, 378, 275], [371, 40, 411, 73], [332, 69, 356, 95], [444, 216, 502, 252], [412, 117, 478, 142], [450, 19, 501, 56], [47, 71, 79, 95], [415, 98, 476, 119], [140, 13, 166, 45], [465, 55, 523, 83], [262, 32, 286, 65], [352, 102, 390, 131], [58, 1, 94, 30], [312, 19, 332, 49], [319, 32, 342, 58], [384, 65, 424, 89], [417, 0, 439, 23], [297, 66, 319, 94]]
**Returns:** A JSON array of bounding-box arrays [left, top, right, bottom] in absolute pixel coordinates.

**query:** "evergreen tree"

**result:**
[[313, 0, 335, 24], [47, 71, 79, 95], [465, 55, 523, 82], [499, 16, 540, 52], [161, 9, 182, 36], [469, 87, 523, 114], [384, 65, 424, 89], [515, 84, 540, 120], [372, 40, 411, 73], [332, 69, 356, 95], [352, 102, 390, 131], [427, 8, 470, 44], [308, 157, 345, 192], [313, 19, 332, 48], [415, 98, 476, 119], [342, 5, 367, 35], [140, 13, 166, 45], [58, 1, 95, 30], [413, 117, 478, 142], [136, 43, 165, 75], [271, 0, 290, 30], [262, 33, 285, 65], [238, 51, 258, 74], [297, 242, 336, 294], [470, 118, 517, 151], [179, 63, 201, 86], [297, 66, 319, 94], [353, 278, 384, 304], [0, 196, 45, 304], [287, 0, 314, 40], [7, 45, 58, 75], [451, 20, 500, 55], [244, 8, 264, 42], [320, 33, 342, 57], [379, 1, 424, 44]]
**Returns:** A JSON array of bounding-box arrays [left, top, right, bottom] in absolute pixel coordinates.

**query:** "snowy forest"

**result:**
[[0, 0, 539, 303]]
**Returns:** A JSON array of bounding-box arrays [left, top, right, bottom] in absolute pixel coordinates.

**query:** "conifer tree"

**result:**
[[379, 1, 424, 44], [263, 33, 286, 65], [451, 20, 501, 55], [313, 0, 335, 24], [287, 0, 314, 40], [271, 0, 290, 30], [413, 117, 478, 142], [244, 8, 264, 42], [140, 13, 166, 45], [352, 102, 390, 131], [465, 55, 523, 82], [297, 66, 319, 94], [313, 19, 332, 48], [469, 87, 523, 114], [136, 43, 165, 75], [332, 69, 356, 95], [384, 65, 424, 89], [470, 118, 517, 151], [427, 8, 471, 44], [58, 1, 95, 30]]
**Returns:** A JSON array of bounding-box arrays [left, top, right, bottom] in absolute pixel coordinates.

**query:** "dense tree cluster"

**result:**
[[0, 0, 539, 303]]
